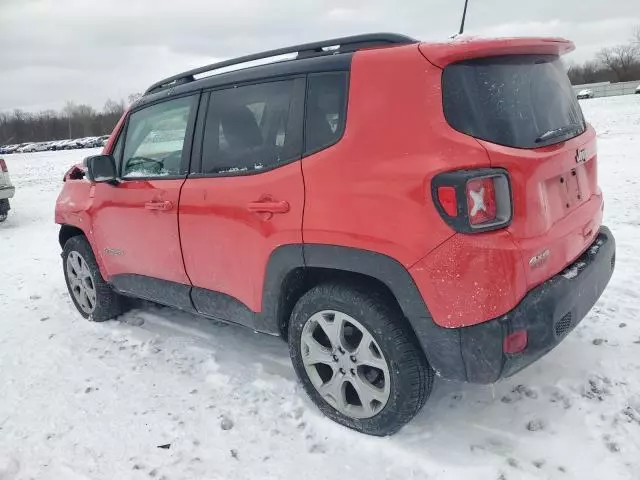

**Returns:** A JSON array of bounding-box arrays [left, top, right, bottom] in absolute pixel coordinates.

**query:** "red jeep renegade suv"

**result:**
[[55, 33, 615, 435]]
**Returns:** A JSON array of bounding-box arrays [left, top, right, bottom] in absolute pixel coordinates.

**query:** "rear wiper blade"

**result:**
[[535, 124, 583, 144]]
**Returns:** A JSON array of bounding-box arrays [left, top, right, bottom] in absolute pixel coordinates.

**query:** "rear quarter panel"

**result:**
[[301, 44, 491, 268]]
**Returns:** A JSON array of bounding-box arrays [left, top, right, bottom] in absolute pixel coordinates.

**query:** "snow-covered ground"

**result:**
[[1, 95, 639, 480]]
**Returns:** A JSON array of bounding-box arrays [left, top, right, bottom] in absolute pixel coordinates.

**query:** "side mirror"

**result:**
[[85, 155, 118, 184]]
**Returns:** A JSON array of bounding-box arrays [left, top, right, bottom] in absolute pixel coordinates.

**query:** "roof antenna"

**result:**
[[459, 0, 470, 34]]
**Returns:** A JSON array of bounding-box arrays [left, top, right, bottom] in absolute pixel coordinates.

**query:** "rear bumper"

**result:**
[[0, 186, 15, 200], [420, 226, 616, 384]]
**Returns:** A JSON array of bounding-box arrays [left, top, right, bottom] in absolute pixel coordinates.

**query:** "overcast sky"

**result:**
[[1, 0, 638, 112]]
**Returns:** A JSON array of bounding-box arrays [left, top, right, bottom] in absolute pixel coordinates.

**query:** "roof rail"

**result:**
[[144, 33, 417, 95]]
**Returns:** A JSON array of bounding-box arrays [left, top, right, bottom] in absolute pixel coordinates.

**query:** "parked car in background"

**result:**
[[79, 136, 103, 148], [56, 34, 615, 436], [9, 144, 28, 153], [0, 158, 15, 222], [635, 84, 640, 94], [60, 139, 81, 150], [17, 143, 35, 153], [49, 140, 67, 150], [577, 88, 594, 99], [3, 136, 117, 153]]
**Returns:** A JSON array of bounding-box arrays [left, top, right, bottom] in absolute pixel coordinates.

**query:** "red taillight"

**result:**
[[503, 330, 528, 354], [437, 186, 458, 217], [466, 177, 497, 225], [432, 169, 512, 234], [0, 159, 7, 173]]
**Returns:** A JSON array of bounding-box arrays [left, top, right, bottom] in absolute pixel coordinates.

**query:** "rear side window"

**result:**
[[202, 80, 302, 174], [304, 72, 348, 155], [443, 55, 585, 149]]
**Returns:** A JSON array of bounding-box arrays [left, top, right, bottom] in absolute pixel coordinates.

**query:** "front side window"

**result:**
[[121, 96, 196, 178], [202, 80, 301, 175]]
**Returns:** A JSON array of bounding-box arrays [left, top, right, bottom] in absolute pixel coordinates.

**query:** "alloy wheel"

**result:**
[[66, 251, 97, 315], [300, 310, 391, 419]]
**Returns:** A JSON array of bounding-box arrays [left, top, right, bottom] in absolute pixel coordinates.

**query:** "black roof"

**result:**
[[139, 33, 416, 104]]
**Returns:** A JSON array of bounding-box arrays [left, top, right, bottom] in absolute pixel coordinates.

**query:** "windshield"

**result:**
[[442, 55, 586, 149]]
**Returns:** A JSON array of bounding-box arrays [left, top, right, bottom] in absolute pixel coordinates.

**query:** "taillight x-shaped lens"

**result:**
[[466, 177, 497, 225]]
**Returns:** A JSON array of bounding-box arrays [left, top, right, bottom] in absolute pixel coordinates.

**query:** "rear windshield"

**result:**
[[442, 55, 586, 149]]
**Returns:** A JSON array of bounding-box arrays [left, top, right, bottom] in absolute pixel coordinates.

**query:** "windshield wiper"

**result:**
[[535, 124, 583, 144]]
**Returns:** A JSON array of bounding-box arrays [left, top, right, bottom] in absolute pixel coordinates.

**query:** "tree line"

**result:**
[[0, 94, 140, 145], [567, 26, 640, 85]]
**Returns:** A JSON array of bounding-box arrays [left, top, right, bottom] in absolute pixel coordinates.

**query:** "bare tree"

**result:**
[[103, 99, 126, 116], [632, 25, 640, 47], [582, 61, 603, 84], [597, 44, 640, 81], [127, 93, 142, 106], [567, 63, 585, 85]]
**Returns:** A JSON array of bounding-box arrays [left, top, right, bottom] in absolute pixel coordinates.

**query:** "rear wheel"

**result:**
[[288, 283, 433, 436], [62, 235, 128, 321]]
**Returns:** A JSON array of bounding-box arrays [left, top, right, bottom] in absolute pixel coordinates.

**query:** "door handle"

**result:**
[[145, 200, 173, 211], [247, 199, 290, 214]]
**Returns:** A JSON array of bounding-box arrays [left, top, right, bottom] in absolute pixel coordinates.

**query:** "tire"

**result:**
[[288, 282, 434, 436], [62, 235, 128, 321], [0, 199, 9, 223]]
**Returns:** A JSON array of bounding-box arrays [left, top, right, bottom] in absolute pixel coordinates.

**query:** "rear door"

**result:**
[[91, 94, 198, 307], [442, 54, 601, 289], [179, 78, 305, 322]]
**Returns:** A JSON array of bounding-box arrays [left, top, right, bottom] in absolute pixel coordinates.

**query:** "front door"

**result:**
[[91, 94, 199, 307], [179, 79, 305, 322]]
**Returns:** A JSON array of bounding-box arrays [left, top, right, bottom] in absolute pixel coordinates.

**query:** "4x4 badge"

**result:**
[[576, 148, 587, 164]]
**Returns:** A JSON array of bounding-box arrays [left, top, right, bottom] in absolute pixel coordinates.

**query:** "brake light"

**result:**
[[437, 186, 458, 217], [466, 177, 497, 225], [0, 159, 7, 173], [432, 169, 512, 234]]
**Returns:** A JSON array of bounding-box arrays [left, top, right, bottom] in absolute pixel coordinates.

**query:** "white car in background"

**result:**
[[17, 143, 36, 153], [635, 84, 640, 94], [0, 158, 15, 222], [577, 89, 594, 100]]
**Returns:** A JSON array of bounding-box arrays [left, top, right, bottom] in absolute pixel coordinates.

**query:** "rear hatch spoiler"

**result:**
[[419, 37, 575, 68]]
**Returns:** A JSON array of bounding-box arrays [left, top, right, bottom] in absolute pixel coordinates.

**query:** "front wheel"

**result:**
[[62, 235, 128, 321], [288, 283, 434, 436]]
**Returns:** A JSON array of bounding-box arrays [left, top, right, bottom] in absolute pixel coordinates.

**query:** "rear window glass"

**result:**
[[442, 55, 586, 149]]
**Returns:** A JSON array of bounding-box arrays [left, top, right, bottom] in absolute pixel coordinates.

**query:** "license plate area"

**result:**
[[550, 167, 583, 211]]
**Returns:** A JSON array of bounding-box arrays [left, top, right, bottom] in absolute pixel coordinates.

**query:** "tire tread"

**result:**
[[288, 281, 434, 436]]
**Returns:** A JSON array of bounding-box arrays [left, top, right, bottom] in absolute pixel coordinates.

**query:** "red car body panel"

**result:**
[[483, 125, 602, 292], [179, 162, 305, 312], [302, 45, 488, 268], [409, 230, 528, 327], [89, 179, 190, 284]]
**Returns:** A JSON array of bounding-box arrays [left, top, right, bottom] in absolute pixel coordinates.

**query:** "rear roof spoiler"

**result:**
[[419, 37, 575, 68]]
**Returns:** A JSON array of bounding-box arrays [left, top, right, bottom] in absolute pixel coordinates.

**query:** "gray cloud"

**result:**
[[1, 0, 638, 111]]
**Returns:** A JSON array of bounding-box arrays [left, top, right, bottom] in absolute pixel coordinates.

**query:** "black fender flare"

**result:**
[[259, 244, 467, 382], [261, 244, 430, 325]]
